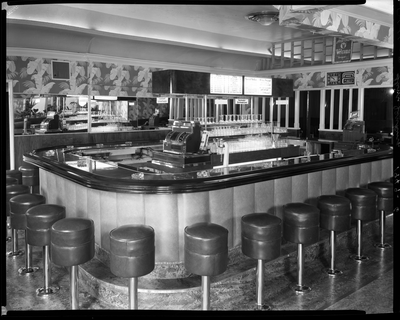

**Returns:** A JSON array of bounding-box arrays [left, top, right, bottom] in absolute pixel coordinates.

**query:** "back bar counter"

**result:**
[[23, 142, 393, 278]]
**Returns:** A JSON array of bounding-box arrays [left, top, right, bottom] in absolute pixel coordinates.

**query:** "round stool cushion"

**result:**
[[241, 213, 282, 261], [184, 222, 228, 276], [6, 170, 22, 184], [26, 204, 66, 247], [317, 195, 351, 232], [6, 184, 30, 216], [283, 203, 320, 244], [19, 165, 39, 187], [6, 177, 19, 185], [9, 193, 46, 230], [51, 218, 95, 267], [50, 218, 95, 267], [345, 188, 377, 221], [109, 225, 155, 278], [368, 182, 393, 212]]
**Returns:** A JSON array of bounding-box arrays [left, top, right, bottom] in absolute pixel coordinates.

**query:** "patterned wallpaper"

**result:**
[[271, 66, 392, 89], [279, 6, 392, 47], [6, 56, 170, 119]]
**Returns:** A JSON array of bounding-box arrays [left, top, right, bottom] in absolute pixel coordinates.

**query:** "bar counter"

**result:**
[[23, 142, 393, 277]]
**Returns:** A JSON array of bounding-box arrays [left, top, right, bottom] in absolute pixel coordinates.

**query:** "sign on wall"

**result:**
[[333, 38, 353, 64], [326, 71, 355, 86]]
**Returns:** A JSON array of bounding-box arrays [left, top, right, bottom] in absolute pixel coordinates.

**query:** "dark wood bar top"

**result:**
[[23, 141, 393, 194]]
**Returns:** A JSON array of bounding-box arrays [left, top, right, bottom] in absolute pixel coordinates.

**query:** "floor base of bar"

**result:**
[[4, 214, 393, 313]]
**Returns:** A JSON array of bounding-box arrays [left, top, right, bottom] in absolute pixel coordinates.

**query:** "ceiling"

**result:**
[[5, 1, 394, 57]]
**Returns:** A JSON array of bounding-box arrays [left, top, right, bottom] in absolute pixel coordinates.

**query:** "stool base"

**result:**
[[36, 285, 60, 296], [7, 250, 24, 257], [18, 266, 39, 275], [350, 254, 369, 262], [374, 242, 391, 249], [255, 304, 271, 311], [323, 268, 343, 277], [294, 285, 311, 295]]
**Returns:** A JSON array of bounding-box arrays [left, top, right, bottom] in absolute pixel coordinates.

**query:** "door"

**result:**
[[299, 91, 321, 139]]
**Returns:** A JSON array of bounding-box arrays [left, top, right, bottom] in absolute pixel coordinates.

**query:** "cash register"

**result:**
[[150, 120, 212, 172]]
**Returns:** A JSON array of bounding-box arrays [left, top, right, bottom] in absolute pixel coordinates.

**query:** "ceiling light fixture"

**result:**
[[245, 11, 279, 26]]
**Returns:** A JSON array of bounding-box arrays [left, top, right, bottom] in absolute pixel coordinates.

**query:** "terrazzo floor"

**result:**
[[2, 214, 395, 317]]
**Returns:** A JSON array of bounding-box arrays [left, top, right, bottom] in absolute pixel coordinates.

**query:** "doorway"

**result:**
[[299, 91, 321, 139]]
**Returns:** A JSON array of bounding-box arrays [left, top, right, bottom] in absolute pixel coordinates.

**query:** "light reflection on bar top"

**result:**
[[37, 144, 345, 181]]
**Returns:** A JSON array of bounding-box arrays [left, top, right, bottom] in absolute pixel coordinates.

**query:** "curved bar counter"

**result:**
[[23, 142, 393, 278]]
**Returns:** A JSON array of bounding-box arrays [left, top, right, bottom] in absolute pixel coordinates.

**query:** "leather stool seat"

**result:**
[[241, 213, 281, 261], [26, 205, 66, 247], [6, 185, 30, 216], [19, 165, 39, 187], [345, 188, 377, 220], [9, 194, 46, 230], [51, 218, 95, 267], [184, 222, 228, 276], [368, 181, 393, 211], [6, 177, 19, 185], [110, 225, 155, 278], [6, 169, 22, 184], [317, 195, 351, 232], [283, 203, 320, 244]]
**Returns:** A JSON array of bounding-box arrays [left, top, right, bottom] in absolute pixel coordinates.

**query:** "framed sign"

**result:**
[[210, 74, 243, 95], [333, 38, 353, 64], [326, 71, 355, 86], [243, 77, 272, 95]]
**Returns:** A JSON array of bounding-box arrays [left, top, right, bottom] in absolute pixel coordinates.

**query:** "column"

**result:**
[[294, 91, 300, 129], [319, 89, 325, 130]]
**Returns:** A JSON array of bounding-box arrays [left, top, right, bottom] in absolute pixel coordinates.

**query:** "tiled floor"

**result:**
[[2, 214, 394, 316]]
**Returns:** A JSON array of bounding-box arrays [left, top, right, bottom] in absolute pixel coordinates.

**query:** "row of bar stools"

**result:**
[[19, 165, 39, 194], [184, 222, 228, 310], [26, 204, 66, 295], [109, 225, 155, 309], [368, 181, 393, 249], [241, 213, 281, 310], [283, 203, 320, 294], [345, 188, 377, 261], [9, 193, 46, 274], [51, 218, 95, 310], [317, 195, 351, 276], [6, 185, 32, 255]]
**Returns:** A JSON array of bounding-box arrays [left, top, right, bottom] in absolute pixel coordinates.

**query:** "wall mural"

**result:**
[[5, 55, 169, 118], [279, 6, 392, 48], [271, 66, 392, 89]]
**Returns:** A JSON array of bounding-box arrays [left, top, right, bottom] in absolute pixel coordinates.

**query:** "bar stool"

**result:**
[[283, 203, 320, 294], [345, 188, 377, 261], [6, 169, 22, 184], [184, 222, 228, 310], [6, 188, 39, 257], [241, 213, 281, 309], [368, 181, 393, 249], [109, 225, 155, 309], [317, 195, 351, 276], [19, 164, 39, 193], [5, 180, 25, 242], [51, 218, 95, 309], [26, 204, 66, 296], [6, 177, 19, 185]]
